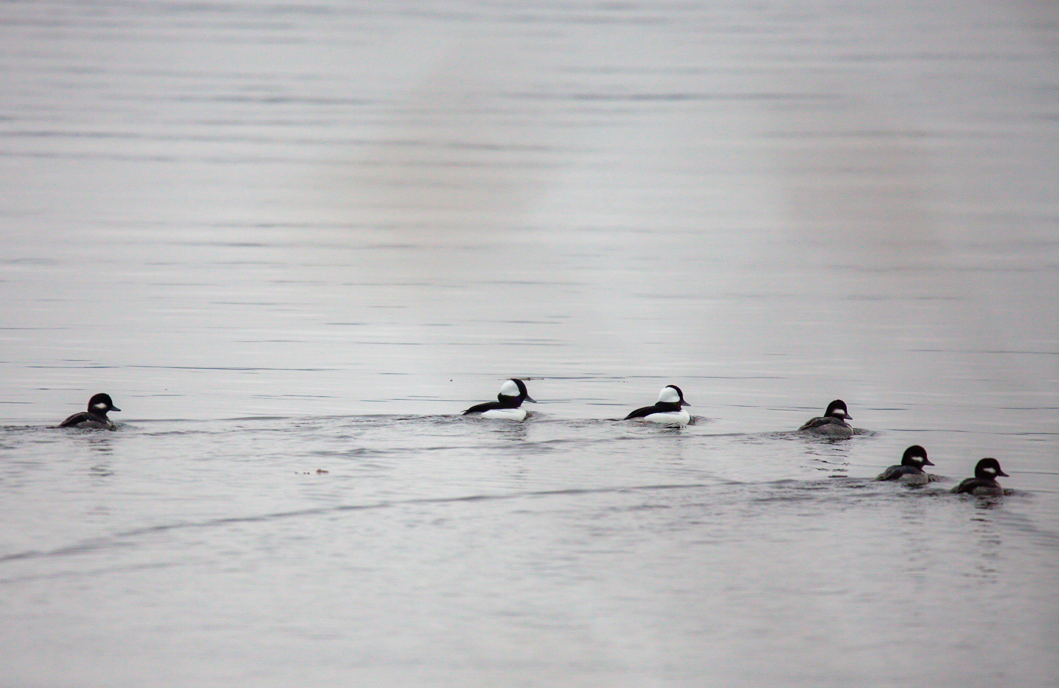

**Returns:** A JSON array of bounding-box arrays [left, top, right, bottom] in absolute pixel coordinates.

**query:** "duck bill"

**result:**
[[112, 406, 122, 412], [525, 396, 537, 403], [997, 468, 1009, 477], [923, 458, 934, 466]]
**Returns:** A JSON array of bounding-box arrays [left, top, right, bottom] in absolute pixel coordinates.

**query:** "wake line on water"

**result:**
[[3, 477, 1047, 572], [0, 480, 735, 567]]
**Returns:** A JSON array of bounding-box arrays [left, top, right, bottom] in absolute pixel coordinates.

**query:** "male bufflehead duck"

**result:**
[[624, 385, 691, 426], [876, 445, 934, 485], [952, 458, 1008, 496], [463, 379, 535, 421], [59, 393, 121, 429], [799, 399, 853, 438]]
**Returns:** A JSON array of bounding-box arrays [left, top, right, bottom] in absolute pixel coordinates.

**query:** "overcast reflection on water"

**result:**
[[1, 1, 1058, 686]]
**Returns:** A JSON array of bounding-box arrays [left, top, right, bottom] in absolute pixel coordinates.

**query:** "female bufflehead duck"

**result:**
[[463, 379, 535, 421], [876, 445, 934, 485], [59, 393, 121, 429], [799, 399, 853, 438], [952, 458, 1008, 496], [624, 385, 691, 426]]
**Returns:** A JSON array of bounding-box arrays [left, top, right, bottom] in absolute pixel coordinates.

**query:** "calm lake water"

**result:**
[[2, 1, 1058, 686]]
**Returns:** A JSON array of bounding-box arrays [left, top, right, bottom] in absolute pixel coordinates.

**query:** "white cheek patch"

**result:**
[[499, 380, 519, 397], [92, 402, 108, 410], [983, 467, 996, 476], [657, 387, 680, 404]]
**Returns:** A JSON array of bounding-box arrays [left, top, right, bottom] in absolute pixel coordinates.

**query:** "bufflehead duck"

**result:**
[[463, 379, 536, 421], [876, 445, 934, 485], [59, 393, 121, 429], [799, 399, 853, 438], [624, 385, 691, 425], [952, 458, 1008, 496]]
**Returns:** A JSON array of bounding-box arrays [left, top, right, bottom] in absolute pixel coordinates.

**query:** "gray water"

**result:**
[[2, 1, 1058, 686]]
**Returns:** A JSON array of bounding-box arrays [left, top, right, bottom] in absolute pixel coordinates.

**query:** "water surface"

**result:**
[[2, 1, 1057, 686]]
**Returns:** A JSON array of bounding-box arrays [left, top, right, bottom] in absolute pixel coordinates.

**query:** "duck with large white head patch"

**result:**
[[798, 399, 853, 438], [624, 385, 690, 426], [463, 379, 536, 421]]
